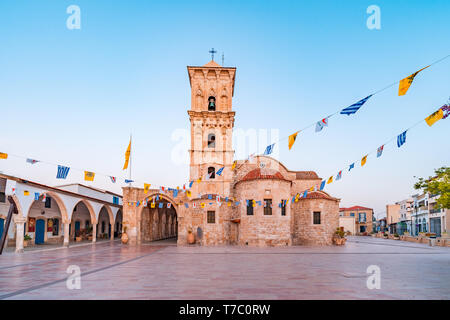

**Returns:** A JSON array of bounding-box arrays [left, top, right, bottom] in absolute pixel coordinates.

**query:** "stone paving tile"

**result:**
[[0, 237, 449, 300]]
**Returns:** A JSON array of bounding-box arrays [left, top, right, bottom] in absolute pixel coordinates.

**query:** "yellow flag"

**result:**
[[197, 177, 202, 183], [186, 190, 191, 197], [144, 183, 151, 193], [123, 139, 131, 170], [151, 202, 155, 208], [288, 131, 299, 150], [24, 190, 30, 196], [0, 152, 7, 159], [327, 176, 333, 184], [425, 108, 444, 127], [231, 160, 237, 170], [398, 66, 429, 96], [227, 201, 231, 207], [201, 203, 205, 208], [84, 171, 95, 181], [309, 186, 314, 192], [361, 155, 368, 167], [252, 200, 256, 207]]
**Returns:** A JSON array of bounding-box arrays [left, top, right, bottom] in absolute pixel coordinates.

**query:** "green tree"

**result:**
[[414, 167, 450, 209]]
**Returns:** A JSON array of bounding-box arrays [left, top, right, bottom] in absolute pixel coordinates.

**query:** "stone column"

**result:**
[[14, 217, 26, 253], [92, 223, 97, 243], [110, 223, 114, 241], [63, 223, 70, 247]]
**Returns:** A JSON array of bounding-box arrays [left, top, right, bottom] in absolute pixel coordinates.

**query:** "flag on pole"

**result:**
[[110, 176, 116, 183], [231, 160, 237, 170], [123, 138, 131, 170], [315, 118, 329, 132], [398, 66, 429, 96], [361, 155, 368, 167], [216, 167, 225, 176], [0, 152, 8, 159], [56, 165, 70, 179], [349, 163, 355, 171], [288, 132, 299, 150], [26, 158, 39, 164], [425, 108, 444, 127], [397, 131, 407, 148], [84, 171, 95, 182], [336, 170, 342, 181], [144, 183, 151, 194], [263, 144, 275, 155], [340, 95, 372, 116], [377, 145, 384, 158]]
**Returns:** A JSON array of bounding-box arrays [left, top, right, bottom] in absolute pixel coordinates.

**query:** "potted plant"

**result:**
[[75, 230, 82, 242], [24, 234, 32, 247], [121, 225, 129, 244], [394, 233, 400, 240], [333, 228, 346, 245], [383, 232, 389, 239], [187, 227, 195, 244]]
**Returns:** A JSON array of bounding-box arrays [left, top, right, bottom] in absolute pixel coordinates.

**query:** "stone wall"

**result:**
[[292, 196, 339, 246]]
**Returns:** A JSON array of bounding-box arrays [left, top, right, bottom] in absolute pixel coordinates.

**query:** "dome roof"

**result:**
[[240, 168, 287, 182]]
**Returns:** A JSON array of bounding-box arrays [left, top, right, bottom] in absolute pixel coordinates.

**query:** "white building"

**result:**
[[397, 198, 414, 234], [0, 174, 123, 253], [411, 192, 447, 237]]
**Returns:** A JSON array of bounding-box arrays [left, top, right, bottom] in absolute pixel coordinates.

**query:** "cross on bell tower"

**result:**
[[209, 48, 217, 61]]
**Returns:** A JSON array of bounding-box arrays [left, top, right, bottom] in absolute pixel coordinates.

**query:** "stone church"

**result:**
[[122, 59, 340, 246]]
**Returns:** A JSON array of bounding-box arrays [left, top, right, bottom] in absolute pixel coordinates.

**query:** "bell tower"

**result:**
[[187, 59, 236, 197]]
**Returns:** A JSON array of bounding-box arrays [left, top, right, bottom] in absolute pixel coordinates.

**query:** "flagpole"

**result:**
[[129, 134, 132, 186]]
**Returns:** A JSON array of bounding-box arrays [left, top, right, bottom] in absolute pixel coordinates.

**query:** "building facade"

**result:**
[[122, 60, 341, 246], [339, 206, 374, 235], [0, 174, 123, 253]]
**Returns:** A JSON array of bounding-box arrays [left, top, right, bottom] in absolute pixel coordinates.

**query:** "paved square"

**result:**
[[0, 237, 449, 300]]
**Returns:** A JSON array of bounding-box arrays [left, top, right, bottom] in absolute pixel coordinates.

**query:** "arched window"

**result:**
[[207, 134, 216, 148], [208, 167, 215, 179], [208, 96, 216, 111]]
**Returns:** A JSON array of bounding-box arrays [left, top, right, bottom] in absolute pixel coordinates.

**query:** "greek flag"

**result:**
[[158, 202, 163, 208], [397, 131, 407, 148], [340, 95, 372, 116], [34, 192, 40, 201], [125, 179, 134, 184], [56, 165, 70, 179], [216, 167, 225, 176], [349, 163, 355, 171], [263, 143, 275, 155], [189, 181, 194, 188], [184, 203, 189, 208]]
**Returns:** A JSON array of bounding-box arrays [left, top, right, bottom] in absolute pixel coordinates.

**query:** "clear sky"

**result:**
[[0, 0, 449, 216]]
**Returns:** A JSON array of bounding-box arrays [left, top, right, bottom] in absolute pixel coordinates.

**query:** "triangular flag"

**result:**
[[361, 155, 368, 167], [320, 180, 326, 191], [263, 143, 275, 155], [425, 108, 444, 127], [340, 95, 372, 116], [398, 66, 429, 96], [349, 163, 355, 171], [216, 167, 225, 176], [288, 132, 299, 150], [144, 183, 151, 194]]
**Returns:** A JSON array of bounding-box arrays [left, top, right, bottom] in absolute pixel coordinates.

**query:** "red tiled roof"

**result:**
[[294, 171, 319, 179], [240, 168, 287, 182], [299, 191, 337, 201], [340, 206, 373, 211]]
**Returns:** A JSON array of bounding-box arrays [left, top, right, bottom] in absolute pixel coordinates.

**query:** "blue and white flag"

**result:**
[[303, 190, 308, 198], [349, 163, 355, 171], [56, 165, 70, 179], [377, 145, 384, 158], [173, 189, 178, 197], [125, 179, 134, 184], [263, 143, 275, 155], [340, 95, 373, 116], [397, 131, 407, 148], [34, 192, 40, 201], [189, 181, 194, 188], [208, 194, 212, 200], [136, 201, 140, 207], [216, 167, 225, 176], [315, 117, 329, 132], [320, 180, 326, 191]]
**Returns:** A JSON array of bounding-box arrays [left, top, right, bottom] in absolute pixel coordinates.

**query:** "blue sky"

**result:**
[[0, 0, 449, 216]]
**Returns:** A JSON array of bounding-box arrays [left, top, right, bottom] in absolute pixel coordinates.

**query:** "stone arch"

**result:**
[[43, 191, 69, 224], [10, 194, 23, 218], [139, 192, 178, 211], [72, 199, 96, 224]]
